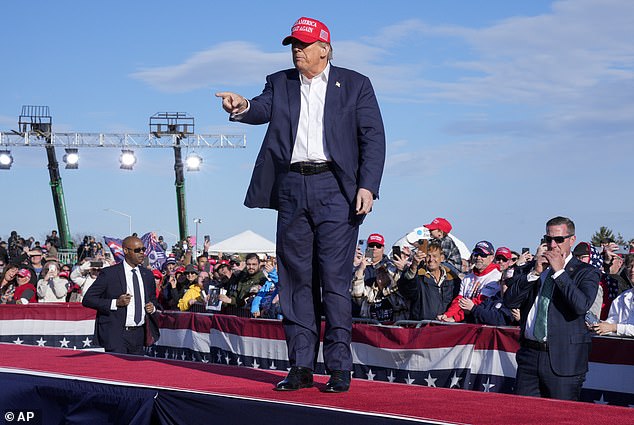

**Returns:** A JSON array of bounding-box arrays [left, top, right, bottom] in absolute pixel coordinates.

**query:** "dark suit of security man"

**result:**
[[83, 236, 160, 354], [216, 17, 385, 392]]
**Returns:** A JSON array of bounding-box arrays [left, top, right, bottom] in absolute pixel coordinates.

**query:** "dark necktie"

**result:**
[[131, 268, 142, 325], [533, 272, 555, 342]]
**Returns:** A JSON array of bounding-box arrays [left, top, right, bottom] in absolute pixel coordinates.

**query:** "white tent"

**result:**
[[208, 230, 276, 256]]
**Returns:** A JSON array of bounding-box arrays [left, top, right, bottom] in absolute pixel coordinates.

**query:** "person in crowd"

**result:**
[[457, 247, 516, 326], [216, 15, 385, 393], [152, 269, 163, 299], [162, 264, 196, 310], [396, 242, 460, 321], [0, 263, 19, 304], [423, 217, 462, 274], [82, 236, 160, 354], [0, 241, 8, 265], [158, 235, 168, 251], [591, 255, 634, 337], [196, 254, 210, 273], [69, 258, 104, 302], [36, 261, 68, 302], [14, 268, 37, 304], [352, 233, 395, 285], [26, 247, 45, 278], [218, 253, 266, 315], [352, 263, 408, 323], [504, 216, 599, 401], [438, 241, 501, 322], [251, 258, 282, 319], [46, 230, 61, 249], [178, 270, 210, 312]]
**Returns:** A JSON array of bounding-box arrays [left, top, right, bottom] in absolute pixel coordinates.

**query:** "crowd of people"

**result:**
[[1, 221, 632, 340]]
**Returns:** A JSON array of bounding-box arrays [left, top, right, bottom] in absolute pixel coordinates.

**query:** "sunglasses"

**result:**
[[495, 256, 510, 262], [126, 247, 146, 253], [543, 234, 574, 244], [473, 252, 490, 258], [368, 243, 383, 249]]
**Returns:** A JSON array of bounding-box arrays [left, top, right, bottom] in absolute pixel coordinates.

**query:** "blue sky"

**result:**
[[1, 0, 633, 252]]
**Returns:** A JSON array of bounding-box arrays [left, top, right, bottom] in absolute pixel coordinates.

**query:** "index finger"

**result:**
[[215, 92, 233, 99]]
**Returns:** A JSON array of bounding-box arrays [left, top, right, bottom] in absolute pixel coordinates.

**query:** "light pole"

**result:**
[[104, 208, 132, 236], [193, 218, 202, 256]]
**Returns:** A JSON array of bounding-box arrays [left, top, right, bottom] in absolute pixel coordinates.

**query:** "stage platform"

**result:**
[[0, 344, 630, 425]]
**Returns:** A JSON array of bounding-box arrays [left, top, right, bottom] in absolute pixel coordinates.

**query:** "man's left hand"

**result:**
[[355, 188, 373, 215]]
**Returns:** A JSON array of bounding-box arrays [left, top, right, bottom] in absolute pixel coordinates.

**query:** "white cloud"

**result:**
[[130, 41, 288, 92]]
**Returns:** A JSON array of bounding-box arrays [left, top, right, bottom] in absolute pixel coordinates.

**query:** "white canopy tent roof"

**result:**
[[208, 230, 276, 256]]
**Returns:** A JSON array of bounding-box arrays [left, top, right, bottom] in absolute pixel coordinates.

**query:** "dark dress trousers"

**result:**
[[83, 262, 160, 354], [236, 65, 385, 371]]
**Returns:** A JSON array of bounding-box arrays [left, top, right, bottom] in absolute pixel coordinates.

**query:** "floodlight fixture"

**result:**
[[0, 150, 13, 170], [119, 149, 137, 170], [185, 152, 202, 171], [63, 148, 79, 169]]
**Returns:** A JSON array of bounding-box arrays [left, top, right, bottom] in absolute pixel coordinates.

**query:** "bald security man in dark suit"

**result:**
[[83, 236, 160, 354], [216, 17, 385, 392]]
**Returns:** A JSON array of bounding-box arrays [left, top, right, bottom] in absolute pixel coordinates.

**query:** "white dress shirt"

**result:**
[[110, 261, 146, 326], [290, 62, 331, 164]]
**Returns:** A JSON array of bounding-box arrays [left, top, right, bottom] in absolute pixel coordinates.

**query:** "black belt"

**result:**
[[521, 338, 549, 351], [289, 161, 333, 175], [124, 325, 143, 331]]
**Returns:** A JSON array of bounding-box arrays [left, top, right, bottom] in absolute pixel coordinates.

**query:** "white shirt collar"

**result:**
[[299, 61, 330, 85]]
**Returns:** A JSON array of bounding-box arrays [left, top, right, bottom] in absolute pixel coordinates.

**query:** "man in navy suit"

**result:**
[[504, 216, 599, 400], [83, 236, 160, 355], [216, 17, 385, 392]]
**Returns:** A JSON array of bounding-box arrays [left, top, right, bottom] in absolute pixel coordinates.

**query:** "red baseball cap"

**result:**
[[367, 233, 385, 246], [152, 269, 163, 280], [424, 217, 452, 234], [495, 247, 512, 260], [17, 268, 31, 279], [282, 17, 330, 46]]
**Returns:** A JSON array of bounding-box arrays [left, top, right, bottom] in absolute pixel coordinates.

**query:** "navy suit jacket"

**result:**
[[504, 257, 599, 376], [82, 262, 160, 351], [235, 65, 385, 210]]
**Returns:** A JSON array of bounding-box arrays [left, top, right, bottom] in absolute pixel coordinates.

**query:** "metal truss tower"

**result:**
[[1, 107, 246, 245]]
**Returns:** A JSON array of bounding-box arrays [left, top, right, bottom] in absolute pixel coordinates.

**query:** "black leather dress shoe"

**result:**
[[324, 370, 350, 393], [274, 366, 313, 391]]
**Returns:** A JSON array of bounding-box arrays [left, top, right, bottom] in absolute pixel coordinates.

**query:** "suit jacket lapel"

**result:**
[[324, 66, 341, 156], [287, 70, 301, 148], [117, 262, 127, 294]]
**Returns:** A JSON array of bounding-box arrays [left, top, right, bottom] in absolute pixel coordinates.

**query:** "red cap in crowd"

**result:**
[[424, 217, 452, 234], [152, 269, 163, 280], [17, 268, 31, 279], [495, 247, 512, 260], [367, 233, 385, 246], [282, 17, 330, 46], [58, 271, 70, 279]]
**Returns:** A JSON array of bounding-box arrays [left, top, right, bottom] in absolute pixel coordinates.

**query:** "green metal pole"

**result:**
[[174, 136, 188, 241], [44, 141, 72, 249]]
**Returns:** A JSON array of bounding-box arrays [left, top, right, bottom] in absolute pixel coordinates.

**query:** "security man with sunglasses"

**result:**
[[83, 236, 160, 354], [504, 216, 599, 400]]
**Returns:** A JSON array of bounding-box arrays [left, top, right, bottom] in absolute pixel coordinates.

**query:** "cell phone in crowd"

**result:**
[[364, 247, 373, 259], [204, 235, 210, 243], [522, 247, 530, 254], [418, 239, 429, 255], [392, 245, 402, 259], [90, 261, 103, 268], [358, 239, 364, 246], [585, 311, 599, 326]]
